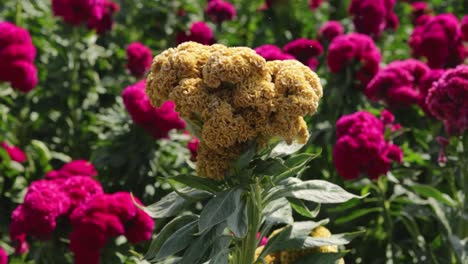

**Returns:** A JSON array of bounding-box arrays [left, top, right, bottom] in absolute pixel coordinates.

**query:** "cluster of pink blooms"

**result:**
[[318, 21, 344, 42], [409, 14, 466, 69], [255, 38, 323, 69], [122, 80, 186, 139], [0, 22, 38, 93], [126, 42, 153, 77], [9, 160, 154, 263], [52, 0, 119, 34], [0, 247, 6, 264], [327, 33, 381, 88], [70, 192, 154, 264], [333, 110, 403, 180], [349, 0, 398, 38], [1, 141, 27, 163], [426, 65, 468, 136], [410, 2, 431, 25], [176, 21, 214, 45], [206, 0, 237, 24], [365, 59, 443, 112]]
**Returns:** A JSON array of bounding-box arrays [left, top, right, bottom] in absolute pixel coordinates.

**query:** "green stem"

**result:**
[[238, 179, 263, 264], [15, 0, 22, 26], [458, 136, 468, 238], [377, 179, 395, 263]]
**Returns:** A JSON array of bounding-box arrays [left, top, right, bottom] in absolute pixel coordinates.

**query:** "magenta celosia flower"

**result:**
[[46, 160, 98, 179], [176, 21, 214, 45], [333, 111, 403, 180], [283, 38, 323, 69], [1, 141, 27, 163], [52, 0, 105, 26], [62, 176, 104, 213], [410, 2, 430, 25], [87, 0, 119, 34], [0, 247, 7, 264], [318, 21, 344, 42], [309, 0, 324, 10], [327, 33, 381, 88], [462, 16, 468, 41], [122, 80, 186, 139], [254, 44, 294, 61], [349, 0, 397, 38], [426, 65, 468, 135], [366, 59, 430, 108], [126, 42, 152, 77], [409, 14, 466, 69], [206, 0, 237, 24], [257, 233, 268, 246], [0, 22, 38, 93], [187, 136, 199, 160], [70, 192, 154, 264]]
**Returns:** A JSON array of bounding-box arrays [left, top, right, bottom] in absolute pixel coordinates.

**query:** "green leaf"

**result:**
[[208, 236, 231, 264], [293, 252, 348, 264], [288, 198, 320, 219], [410, 184, 456, 207], [268, 180, 364, 204], [263, 197, 293, 225], [168, 175, 220, 193], [31, 139, 51, 166], [181, 222, 227, 264], [227, 197, 248, 238], [145, 215, 199, 261], [253, 158, 288, 176], [233, 142, 257, 171], [284, 152, 320, 168], [199, 188, 242, 233], [155, 220, 199, 261], [335, 208, 382, 225]]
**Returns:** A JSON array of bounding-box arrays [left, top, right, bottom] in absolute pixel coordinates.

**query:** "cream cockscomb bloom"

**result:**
[[146, 42, 323, 179]]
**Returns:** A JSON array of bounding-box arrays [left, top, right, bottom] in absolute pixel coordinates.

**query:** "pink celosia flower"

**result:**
[[349, 0, 398, 38], [46, 160, 98, 179], [52, 0, 105, 26], [187, 136, 200, 160], [461, 16, 468, 42], [409, 14, 466, 69], [176, 21, 214, 45], [0, 247, 7, 264], [0, 22, 38, 93], [283, 38, 323, 69], [410, 2, 430, 25], [366, 59, 430, 108], [254, 44, 294, 61], [257, 233, 268, 246], [1, 141, 27, 163], [70, 192, 154, 264], [206, 0, 237, 24], [426, 65, 468, 135], [333, 111, 403, 180], [122, 80, 186, 139], [318, 21, 344, 42], [309, 0, 324, 10], [87, 0, 119, 34], [327, 33, 381, 88], [126, 42, 152, 77]]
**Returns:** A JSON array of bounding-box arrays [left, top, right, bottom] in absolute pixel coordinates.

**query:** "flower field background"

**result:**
[[0, 0, 467, 263]]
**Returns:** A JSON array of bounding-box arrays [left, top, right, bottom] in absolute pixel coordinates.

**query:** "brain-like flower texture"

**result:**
[[206, 0, 237, 24], [327, 33, 381, 89], [349, 0, 398, 38], [426, 65, 468, 136], [0, 22, 38, 92], [146, 42, 323, 179], [318, 21, 344, 42], [126, 42, 153, 77], [333, 111, 403, 180]]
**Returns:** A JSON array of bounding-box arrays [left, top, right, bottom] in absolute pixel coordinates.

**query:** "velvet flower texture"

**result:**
[[1, 141, 27, 163], [283, 38, 323, 70], [349, 0, 398, 38], [176, 21, 214, 45], [70, 192, 154, 264], [122, 80, 186, 139], [365, 59, 443, 110], [206, 0, 237, 24], [146, 42, 323, 180], [333, 111, 403, 180], [409, 14, 466, 69], [126, 42, 153, 77], [254, 44, 295, 61], [87, 0, 119, 34], [318, 21, 344, 42], [9, 160, 103, 254], [0, 22, 38, 93], [327, 33, 382, 89], [426, 65, 468, 136]]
